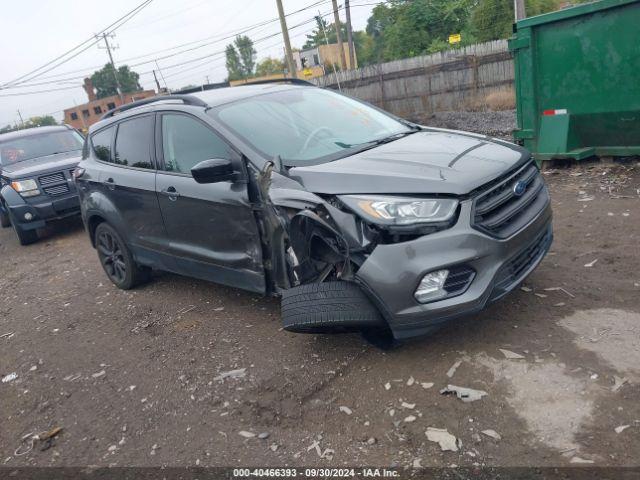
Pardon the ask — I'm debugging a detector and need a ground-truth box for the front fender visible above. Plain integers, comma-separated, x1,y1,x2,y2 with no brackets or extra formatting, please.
1,184,27,208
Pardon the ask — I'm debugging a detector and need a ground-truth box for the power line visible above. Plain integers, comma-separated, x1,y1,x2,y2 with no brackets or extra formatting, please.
0,85,81,98
4,0,333,90
0,0,154,89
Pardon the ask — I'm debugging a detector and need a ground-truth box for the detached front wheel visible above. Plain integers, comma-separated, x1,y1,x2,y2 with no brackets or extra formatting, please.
281,281,386,334
95,222,150,289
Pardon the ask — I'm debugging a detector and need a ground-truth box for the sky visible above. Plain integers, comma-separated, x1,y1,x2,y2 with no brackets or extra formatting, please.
0,0,376,126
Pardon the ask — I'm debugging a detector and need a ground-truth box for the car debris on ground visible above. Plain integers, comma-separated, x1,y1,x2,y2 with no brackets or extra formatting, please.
440,385,488,403
499,349,525,360
2,373,18,383
481,429,502,441
213,368,247,381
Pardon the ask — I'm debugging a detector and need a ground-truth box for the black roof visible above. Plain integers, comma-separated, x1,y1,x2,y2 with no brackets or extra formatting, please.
0,125,71,142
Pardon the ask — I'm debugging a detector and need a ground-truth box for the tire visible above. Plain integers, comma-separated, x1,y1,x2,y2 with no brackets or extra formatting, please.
0,208,10,228
94,222,151,290
10,213,38,245
281,281,385,334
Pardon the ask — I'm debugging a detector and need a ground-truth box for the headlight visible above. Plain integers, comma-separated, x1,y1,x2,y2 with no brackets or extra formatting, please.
339,195,458,226
11,179,40,197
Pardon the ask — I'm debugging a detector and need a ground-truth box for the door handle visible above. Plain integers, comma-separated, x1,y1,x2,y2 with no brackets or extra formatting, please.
103,177,116,190
160,187,180,200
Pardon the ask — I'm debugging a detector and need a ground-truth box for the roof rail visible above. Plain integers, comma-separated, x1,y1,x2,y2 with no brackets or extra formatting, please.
101,94,208,120
234,78,315,87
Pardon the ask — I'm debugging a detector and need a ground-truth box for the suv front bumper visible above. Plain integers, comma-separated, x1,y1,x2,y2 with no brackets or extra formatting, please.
4,193,80,230
355,199,553,339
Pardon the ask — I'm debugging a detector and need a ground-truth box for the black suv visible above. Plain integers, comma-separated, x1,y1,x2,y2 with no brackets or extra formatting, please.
77,81,551,339
0,125,84,245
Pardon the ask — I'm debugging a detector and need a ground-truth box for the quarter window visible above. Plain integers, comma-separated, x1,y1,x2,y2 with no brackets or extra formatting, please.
91,127,114,162
161,114,233,174
114,116,154,169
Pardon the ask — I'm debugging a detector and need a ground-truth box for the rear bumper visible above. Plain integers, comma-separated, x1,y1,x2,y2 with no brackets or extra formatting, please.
356,198,553,339
5,194,80,230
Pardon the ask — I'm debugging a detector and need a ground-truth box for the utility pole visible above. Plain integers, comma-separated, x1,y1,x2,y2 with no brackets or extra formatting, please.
275,0,297,79
344,0,356,69
17,109,24,128
97,32,124,102
514,0,526,21
152,70,162,92
155,60,168,91
331,0,347,71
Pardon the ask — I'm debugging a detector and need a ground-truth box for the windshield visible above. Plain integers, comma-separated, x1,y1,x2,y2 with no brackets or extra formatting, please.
210,88,411,165
0,130,84,166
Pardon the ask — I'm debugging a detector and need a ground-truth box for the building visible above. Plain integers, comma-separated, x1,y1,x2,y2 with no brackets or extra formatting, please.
64,78,156,132
293,43,357,79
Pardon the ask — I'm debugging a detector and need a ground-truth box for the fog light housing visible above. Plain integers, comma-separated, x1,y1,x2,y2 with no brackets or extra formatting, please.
415,269,449,303
24,212,34,221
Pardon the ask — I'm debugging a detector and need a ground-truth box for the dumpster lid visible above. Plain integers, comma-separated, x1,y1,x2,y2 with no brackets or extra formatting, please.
515,0,638,29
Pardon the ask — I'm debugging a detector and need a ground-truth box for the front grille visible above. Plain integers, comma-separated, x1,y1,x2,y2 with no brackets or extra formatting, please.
493,226,553,294
444,266,475,296
472,161,548,238
38,172,65,185
43,184,70,196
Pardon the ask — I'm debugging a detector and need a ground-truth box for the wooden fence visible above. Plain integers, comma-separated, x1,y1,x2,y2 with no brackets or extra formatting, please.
311,40,514,119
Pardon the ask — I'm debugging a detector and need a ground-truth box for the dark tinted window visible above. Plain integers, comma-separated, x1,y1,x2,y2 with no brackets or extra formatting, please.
161,114,233,174
114,116,154,169
91,127,114,162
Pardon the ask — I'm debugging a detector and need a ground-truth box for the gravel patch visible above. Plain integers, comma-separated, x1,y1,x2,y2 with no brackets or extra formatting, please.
416,110,517,141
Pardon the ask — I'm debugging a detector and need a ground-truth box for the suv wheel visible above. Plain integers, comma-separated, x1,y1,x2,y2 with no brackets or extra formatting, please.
9,212,38,245
94,222,150,290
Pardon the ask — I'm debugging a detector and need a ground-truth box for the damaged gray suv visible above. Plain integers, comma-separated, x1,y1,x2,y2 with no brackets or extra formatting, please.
76,80,552,340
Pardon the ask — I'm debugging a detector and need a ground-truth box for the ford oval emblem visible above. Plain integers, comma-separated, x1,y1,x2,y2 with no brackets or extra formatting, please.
513,180,527,197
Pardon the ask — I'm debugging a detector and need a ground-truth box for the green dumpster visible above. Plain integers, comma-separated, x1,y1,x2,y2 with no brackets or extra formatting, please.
509,0,640,162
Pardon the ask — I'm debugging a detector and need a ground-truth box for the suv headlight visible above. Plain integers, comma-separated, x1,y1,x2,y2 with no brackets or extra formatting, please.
338,195,458,226
11,179,40,197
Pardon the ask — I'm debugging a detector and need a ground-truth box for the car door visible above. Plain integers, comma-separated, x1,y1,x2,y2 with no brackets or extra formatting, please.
155,111,265,293
91,114,171,270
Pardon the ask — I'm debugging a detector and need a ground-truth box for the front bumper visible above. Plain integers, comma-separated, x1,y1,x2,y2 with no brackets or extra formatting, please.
355,199,553,339
6,194,80,230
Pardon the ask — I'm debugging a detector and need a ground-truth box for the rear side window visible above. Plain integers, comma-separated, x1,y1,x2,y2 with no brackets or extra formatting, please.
114,116,154,169
161,114,233,174
91,127,114,162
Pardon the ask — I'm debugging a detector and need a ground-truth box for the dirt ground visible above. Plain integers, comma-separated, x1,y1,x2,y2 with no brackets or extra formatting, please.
1,161,639,470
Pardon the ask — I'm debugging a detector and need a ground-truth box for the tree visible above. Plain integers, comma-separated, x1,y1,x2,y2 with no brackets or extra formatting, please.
91,64,142,99
0,115,58,134
303,16,349,50
470,0,559,42
255,57,285,77
225,35,256,80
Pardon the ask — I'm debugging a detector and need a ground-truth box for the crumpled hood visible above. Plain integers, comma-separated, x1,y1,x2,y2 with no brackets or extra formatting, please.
288,129,528,196
1,151,82,179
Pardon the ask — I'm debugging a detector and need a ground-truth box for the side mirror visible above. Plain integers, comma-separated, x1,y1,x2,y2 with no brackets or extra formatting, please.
191,158,235,184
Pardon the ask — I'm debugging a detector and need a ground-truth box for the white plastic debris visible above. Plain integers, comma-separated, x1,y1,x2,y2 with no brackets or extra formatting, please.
520,286,532,292
404,415,417,423
584,259,598,268
214,368,246,381
412,458,422,468
406,376,415,386
2,372,17,383
91,370,106,379
615,425,630,434
481,429,501,440
339,406,353,415
440,385,487,403
425,427,460,452
238,431,256,438
446,360,463,378
384,382,391,390
0,332,14,339
499,349,525,360
401,402,415,409
570,456,594,464
421,382,434,389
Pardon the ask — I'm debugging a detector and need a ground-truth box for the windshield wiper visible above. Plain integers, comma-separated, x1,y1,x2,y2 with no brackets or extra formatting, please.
335,129,420,150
